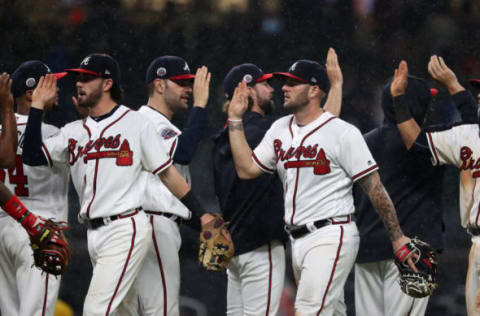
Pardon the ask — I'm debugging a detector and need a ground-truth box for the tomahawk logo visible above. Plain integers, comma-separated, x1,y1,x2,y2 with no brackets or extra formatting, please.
289,62,298,72
81,56,91,66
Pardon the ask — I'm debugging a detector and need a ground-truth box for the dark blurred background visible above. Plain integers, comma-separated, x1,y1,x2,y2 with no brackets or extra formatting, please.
1,0,478,315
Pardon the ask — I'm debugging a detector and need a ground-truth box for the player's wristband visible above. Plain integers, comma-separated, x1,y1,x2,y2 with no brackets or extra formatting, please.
392,95,412,123
180,190,207,220
1,195,37,228
228,118,242,123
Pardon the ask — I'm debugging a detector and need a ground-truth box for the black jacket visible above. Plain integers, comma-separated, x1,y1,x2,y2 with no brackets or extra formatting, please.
212,112,286,255
355,78,447,263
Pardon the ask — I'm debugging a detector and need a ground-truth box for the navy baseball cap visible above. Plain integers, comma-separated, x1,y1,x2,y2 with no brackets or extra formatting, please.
65,53,121,84
274,60,330,93
145,56,195,84
11,61,67,98
469,78,480,89
223,63,273,99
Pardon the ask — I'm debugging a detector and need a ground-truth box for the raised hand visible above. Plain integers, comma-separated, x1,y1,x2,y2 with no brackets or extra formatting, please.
325,48,343,88
0,73,13,111
228,81,248,120
391,60,408,97
428,55,464,95
193,66,211,108
31,74,58,110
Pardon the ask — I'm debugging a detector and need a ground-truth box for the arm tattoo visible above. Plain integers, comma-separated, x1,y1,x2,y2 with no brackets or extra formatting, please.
228,121,243,132
358,172,404,241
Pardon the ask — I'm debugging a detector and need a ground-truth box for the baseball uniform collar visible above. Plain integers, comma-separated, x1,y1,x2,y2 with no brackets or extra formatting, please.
292,110,333,129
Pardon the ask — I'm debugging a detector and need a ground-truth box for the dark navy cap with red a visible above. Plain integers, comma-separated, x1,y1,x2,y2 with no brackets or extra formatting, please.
145,56,195,84
275,60,330,93
11,60,67,98
66,53,121,84
223,63,273,99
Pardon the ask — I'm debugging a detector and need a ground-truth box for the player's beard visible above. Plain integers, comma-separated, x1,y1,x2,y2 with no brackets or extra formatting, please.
259,99,275,115
78,83,103,108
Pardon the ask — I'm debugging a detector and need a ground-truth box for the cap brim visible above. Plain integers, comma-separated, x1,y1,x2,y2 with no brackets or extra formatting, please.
53,72,68,79
469,79,480,89
65,68,103,77
273,72,308,83
430,88,438,97
257,73,273,82
169,74,195,81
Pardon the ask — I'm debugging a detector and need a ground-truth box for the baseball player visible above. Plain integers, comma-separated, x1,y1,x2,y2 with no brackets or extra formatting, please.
21,53,216,316
212,63,287,316
0,61,70,316
353,73,448,315
391,57,480,316
226,52,418,315
136,55,211,316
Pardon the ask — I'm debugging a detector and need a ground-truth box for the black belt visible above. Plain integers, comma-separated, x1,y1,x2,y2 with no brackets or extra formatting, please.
86,208,141,230
468,226,480,236
286,215,352,239
144,210,183,225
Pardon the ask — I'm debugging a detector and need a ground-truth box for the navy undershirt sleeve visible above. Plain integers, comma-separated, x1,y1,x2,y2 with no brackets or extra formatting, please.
173,107,206,164
22,108,48,166
452,90,478,124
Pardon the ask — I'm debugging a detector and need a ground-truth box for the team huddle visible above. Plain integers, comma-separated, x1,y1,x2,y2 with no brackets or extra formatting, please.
0,48,477,316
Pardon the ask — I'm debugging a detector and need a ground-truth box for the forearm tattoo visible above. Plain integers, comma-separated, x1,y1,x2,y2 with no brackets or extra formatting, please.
359,172,403,241
228,121,243,132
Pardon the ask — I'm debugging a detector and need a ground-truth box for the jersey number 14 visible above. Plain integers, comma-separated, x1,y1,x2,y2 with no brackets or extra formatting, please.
0,155,29,196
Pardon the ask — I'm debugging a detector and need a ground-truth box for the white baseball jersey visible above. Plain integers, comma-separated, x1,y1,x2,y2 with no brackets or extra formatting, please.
0,114,69,221
252,111,378,225
138,105,191,219
41,105,172,220
426,124,480,228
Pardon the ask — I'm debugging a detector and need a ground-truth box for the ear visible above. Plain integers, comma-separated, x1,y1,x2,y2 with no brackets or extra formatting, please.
25,90,33,102
154,79,166,94
308,85,323,100
247,86,258,104
103,79,114,92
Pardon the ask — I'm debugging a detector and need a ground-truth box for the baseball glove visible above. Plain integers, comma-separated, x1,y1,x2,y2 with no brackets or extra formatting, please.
198,213,234,271
394,237,438,298
28,218,71,276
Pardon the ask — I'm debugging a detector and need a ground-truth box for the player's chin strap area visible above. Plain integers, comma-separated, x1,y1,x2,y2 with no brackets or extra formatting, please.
285,214,353,239
83,208,141,230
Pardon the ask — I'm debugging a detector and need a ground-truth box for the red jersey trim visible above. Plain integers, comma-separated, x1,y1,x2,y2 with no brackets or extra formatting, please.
152,157,172,175
41,143,54,168
427,132,439,165
169,138,178,157
252,152,274,173
352,164,379,181
288,116,294,139
106,217,136,315
317,226,344,315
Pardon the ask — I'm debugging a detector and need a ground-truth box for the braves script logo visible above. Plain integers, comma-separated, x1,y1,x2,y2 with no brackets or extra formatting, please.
68,134,133,166
273,139,330,175
460,146,480,177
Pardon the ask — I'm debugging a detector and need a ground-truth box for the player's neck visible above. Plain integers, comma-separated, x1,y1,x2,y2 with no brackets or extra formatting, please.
294,104,324,126
146,98,173,121
89,96,117,117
